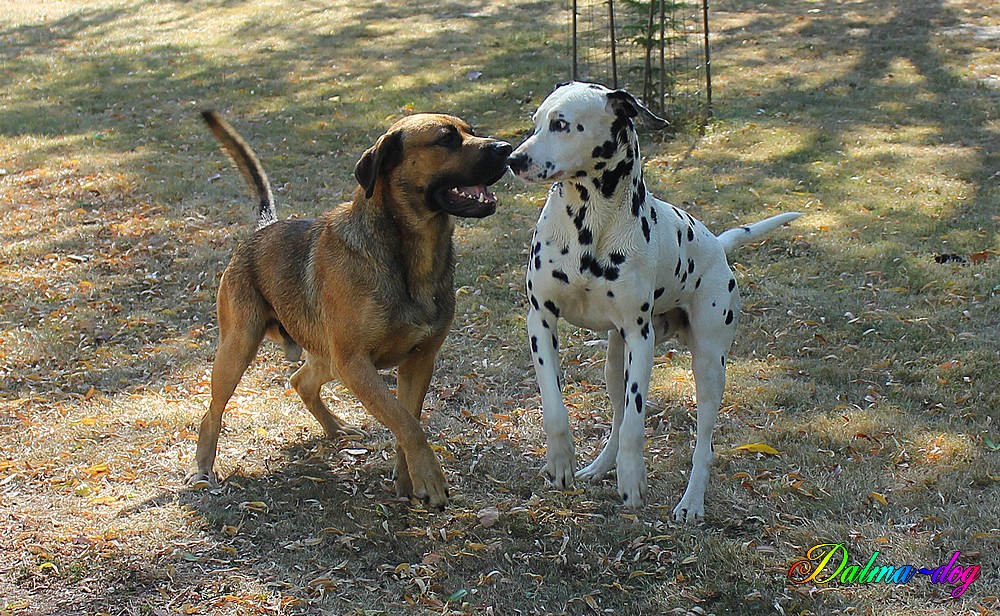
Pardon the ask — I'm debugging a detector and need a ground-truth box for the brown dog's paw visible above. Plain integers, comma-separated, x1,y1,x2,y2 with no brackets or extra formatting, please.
406,451,448,510
319,419,367,441
335,425,368,439
394,464,414,499
185,470,218,490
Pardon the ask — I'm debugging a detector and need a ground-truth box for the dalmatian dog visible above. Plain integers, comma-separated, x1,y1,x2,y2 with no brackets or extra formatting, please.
508,82,800,521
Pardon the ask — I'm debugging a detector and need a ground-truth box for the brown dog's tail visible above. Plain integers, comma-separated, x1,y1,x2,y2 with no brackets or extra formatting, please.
201,110,277,230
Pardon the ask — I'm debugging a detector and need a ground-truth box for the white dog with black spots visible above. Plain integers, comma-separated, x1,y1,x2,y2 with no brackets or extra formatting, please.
508,82,800,521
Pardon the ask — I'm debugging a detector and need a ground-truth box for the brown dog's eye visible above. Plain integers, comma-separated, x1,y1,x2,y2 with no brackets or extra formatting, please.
437,129,460,148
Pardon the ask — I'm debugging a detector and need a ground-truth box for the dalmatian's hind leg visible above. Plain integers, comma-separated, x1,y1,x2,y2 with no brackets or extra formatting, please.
577,328,625,482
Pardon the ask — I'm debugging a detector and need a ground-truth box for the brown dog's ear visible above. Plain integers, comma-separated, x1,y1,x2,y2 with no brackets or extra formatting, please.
354,130,404,199
606,89,670,131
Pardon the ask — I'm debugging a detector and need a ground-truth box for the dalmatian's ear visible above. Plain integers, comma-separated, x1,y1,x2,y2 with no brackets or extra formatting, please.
354,129,403,199
606,90,670,131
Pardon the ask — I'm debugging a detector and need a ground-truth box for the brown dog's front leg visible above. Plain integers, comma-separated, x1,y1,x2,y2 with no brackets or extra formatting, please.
335,351,448,509
393,335,447,500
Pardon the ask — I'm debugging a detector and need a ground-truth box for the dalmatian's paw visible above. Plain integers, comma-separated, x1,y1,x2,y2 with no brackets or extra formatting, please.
616,451,648,508
576,450,616,482
544,434,576,489
672,490,706,523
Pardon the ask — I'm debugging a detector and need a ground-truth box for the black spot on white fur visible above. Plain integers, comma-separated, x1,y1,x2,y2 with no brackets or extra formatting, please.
599,158,633,198
592,141,615,159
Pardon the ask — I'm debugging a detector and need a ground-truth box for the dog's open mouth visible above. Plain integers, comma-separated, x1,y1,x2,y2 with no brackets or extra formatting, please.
436,184,498,218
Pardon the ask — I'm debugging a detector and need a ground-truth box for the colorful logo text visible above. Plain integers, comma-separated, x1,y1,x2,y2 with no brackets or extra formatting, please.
788,543,980,599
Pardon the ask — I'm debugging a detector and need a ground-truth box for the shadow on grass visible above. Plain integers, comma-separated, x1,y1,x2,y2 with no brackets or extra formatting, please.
0,0,565,404
713,0,999,251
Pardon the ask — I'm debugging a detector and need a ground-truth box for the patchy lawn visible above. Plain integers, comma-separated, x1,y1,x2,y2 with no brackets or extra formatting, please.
1,0,997,614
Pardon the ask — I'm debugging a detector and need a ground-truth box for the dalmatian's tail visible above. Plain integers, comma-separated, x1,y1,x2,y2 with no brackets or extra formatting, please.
717,212,801,257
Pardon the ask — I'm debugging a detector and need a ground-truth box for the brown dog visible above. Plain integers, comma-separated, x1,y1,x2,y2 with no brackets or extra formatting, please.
191,111,511,508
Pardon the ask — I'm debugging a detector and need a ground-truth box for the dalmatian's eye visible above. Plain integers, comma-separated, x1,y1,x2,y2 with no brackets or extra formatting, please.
549,118,570,133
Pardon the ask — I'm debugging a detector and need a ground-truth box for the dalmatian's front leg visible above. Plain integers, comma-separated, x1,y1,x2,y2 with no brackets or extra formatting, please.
616,305,656,507
577,328,625,481
528,301,575,489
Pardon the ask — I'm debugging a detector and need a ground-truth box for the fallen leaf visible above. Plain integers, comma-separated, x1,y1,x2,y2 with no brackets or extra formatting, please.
870,491,888,506
240,501,269,513
736,443,781,456
38,562,58,574
969,250,992,264
82,462,109,476
478,506,500,528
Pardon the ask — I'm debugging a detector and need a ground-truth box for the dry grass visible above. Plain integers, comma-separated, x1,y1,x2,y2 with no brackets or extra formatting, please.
1,0,998,614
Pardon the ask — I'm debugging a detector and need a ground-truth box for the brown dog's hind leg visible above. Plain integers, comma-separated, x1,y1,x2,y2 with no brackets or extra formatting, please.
190,306,265,486
290,354,363,438
392,335,447,500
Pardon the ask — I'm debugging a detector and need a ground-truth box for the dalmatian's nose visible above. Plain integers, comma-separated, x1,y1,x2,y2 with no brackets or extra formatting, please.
508,152,529,173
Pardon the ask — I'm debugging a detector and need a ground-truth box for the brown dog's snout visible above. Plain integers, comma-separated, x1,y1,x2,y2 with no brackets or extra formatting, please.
490,141,513,159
